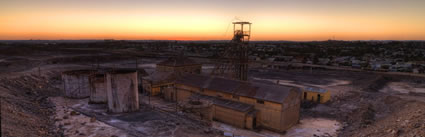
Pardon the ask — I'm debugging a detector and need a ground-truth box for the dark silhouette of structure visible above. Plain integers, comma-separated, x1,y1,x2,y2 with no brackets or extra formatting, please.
212,21,251,81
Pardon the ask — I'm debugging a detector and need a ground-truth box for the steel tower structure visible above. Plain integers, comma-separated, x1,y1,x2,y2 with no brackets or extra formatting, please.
211,21,251,81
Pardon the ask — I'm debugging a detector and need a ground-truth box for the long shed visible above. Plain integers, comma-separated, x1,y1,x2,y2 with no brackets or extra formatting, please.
173,74,301,132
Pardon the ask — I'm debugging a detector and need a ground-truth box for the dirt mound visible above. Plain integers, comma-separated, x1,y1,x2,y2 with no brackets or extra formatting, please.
327,92,425,137
364,75,395,92
353,101,425,137
0,74,63,137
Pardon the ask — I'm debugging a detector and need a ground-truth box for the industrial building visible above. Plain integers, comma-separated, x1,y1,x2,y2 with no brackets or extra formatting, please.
58,21,301,134
165,74,301,132
142,21,301,132
301,87,331,103
156,56,202,74
142,56,201,96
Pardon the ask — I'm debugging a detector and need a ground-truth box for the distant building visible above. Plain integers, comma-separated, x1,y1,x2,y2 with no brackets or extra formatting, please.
301,87,331,104
156,56,202,74
142,71,176,96
142,56,202,96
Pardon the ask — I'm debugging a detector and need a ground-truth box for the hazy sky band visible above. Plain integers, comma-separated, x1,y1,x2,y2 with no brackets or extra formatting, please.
1,0,425,40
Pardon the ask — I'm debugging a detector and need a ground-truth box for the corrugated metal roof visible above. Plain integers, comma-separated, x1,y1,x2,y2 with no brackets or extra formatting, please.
204,78,241,94
252,82,293,103
175,74,299,104
191,93,254,112
143,71,176,84
174,74,211,88
233,83,258,97
303,87,327,93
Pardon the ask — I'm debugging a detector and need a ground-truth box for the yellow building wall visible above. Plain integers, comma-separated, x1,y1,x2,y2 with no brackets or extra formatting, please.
151,87,161,96
280,101,300,131
175,84,201,101
239,97,256,105
226,95,297,132
254,101,285,131
172,82,301,132
176,89,192,101
151,82,174,96
245,115,254,129
202,89,217,97
301,90,331,103
278,90,300,131
141,79,174,96
213,105,247,128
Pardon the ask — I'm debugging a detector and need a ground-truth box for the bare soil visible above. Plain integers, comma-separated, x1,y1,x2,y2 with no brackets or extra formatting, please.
1,45,424,137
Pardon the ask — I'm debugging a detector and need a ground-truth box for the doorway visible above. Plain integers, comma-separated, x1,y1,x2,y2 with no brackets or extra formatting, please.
317,94,321,103
253,117,257,128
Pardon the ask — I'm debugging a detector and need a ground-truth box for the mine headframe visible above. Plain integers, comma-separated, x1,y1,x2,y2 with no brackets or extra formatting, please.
211,21,251,81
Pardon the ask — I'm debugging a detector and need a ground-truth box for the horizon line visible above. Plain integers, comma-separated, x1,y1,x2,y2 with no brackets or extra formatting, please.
1,39,425,42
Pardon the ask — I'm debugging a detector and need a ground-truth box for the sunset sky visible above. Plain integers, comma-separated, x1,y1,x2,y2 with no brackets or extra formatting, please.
1,0,425,41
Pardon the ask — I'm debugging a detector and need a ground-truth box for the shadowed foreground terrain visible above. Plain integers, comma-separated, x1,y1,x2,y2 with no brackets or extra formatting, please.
1,43,424,137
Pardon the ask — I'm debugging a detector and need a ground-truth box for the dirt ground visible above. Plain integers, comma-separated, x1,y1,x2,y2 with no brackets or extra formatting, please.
251,69,425,137
1,45,425,137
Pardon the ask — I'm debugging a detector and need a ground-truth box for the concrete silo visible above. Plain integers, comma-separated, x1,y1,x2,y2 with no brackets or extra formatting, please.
62,70,95,98
89,74,107,104
106,69,139,113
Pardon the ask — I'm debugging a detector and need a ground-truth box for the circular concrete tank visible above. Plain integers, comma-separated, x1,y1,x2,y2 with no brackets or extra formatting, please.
106,69,139,113
89,74,107,104
62,70,95,98
179,99,213,122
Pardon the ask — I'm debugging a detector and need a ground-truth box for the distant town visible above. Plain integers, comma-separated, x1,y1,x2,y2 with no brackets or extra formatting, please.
3,40,423,74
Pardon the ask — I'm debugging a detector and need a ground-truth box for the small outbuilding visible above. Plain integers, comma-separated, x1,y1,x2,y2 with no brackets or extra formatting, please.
301,87,331,103
142,55,201,96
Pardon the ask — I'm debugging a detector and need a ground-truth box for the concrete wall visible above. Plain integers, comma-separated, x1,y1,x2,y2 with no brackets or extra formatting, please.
89,74,107,104
106,70,139,113
62,70,93,98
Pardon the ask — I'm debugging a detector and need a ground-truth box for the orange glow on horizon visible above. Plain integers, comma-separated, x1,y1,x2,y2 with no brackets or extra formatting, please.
1,0,425,41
